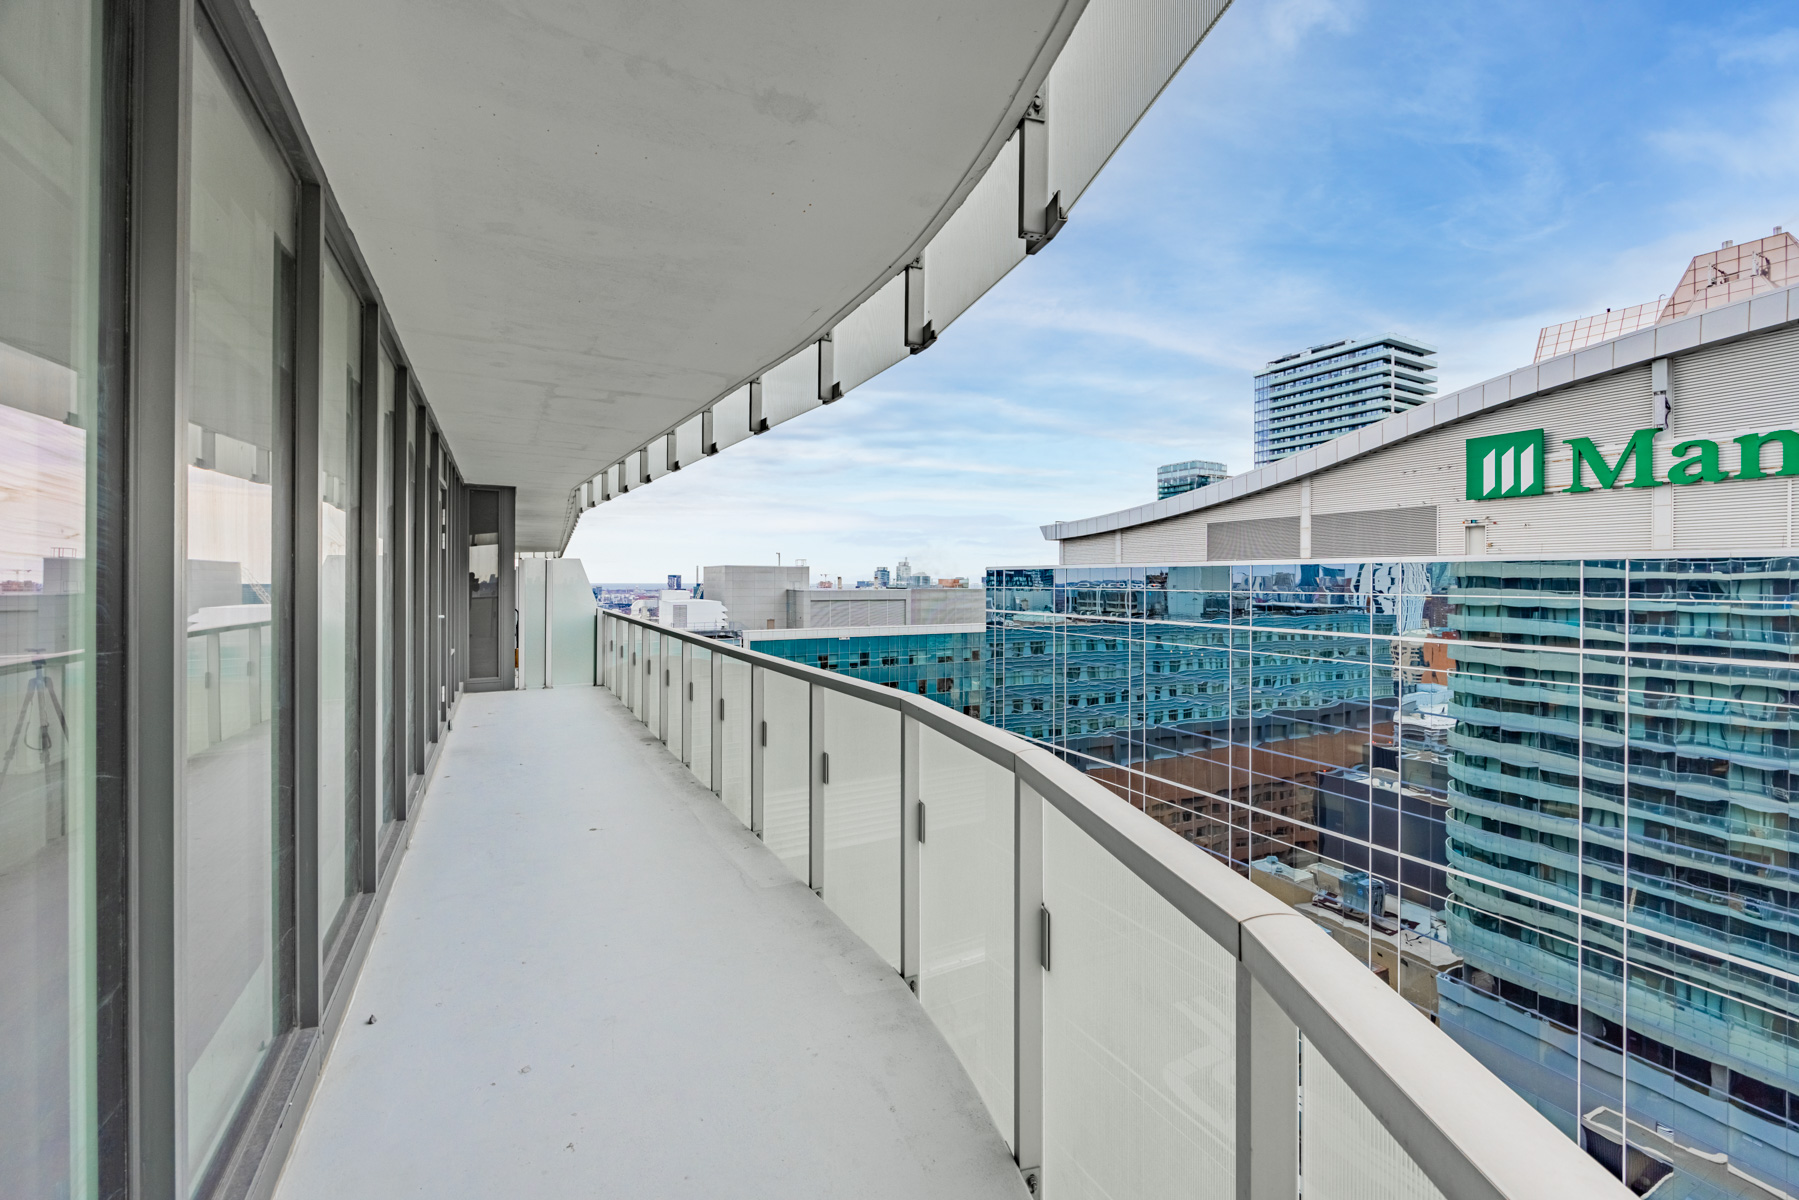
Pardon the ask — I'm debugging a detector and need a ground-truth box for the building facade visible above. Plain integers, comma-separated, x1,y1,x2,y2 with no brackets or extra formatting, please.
1001,297,1799,1200
1253,335,1438,467
698,564,811,631
1157,458,1229,499
743,624,984,717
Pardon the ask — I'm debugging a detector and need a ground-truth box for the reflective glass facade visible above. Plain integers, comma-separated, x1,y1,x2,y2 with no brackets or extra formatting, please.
1156,458,1228,500
987,559,1799,1199
745,629,984,717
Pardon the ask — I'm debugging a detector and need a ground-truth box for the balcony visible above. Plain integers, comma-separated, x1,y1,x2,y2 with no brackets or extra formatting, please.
272,611,1629,1199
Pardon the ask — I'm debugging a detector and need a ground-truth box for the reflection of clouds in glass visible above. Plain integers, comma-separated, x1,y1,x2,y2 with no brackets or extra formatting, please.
0,401,87,583
187,465,271,590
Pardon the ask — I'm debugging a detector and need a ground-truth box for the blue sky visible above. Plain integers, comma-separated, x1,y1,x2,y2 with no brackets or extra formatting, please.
567,0,1799,588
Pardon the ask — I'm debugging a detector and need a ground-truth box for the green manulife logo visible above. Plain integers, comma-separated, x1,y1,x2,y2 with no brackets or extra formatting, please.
1466,429,1545,500
1466,427,1799,501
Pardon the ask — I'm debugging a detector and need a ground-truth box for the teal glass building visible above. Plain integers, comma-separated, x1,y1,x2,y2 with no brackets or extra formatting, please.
986,558,1798,1200
744,626,985,717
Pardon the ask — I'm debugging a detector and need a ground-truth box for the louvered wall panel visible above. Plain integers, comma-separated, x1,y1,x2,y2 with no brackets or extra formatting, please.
1207,515,1300,561
1061,533,1116,565
1311,506,1437,557
1119,510,1206,563
1201,480,1302,523
926,132,1026,333
1671,321,1799,434
1674,477,1792,551
812,598,907,628
1498,484,1649,556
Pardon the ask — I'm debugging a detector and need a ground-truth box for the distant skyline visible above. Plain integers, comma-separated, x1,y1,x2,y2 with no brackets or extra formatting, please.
567,0,1799,585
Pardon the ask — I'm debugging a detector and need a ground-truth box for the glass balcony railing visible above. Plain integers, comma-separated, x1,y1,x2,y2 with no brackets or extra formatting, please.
600,611,1631,1200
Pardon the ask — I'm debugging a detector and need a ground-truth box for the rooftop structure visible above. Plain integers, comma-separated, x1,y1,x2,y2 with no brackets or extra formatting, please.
1253,336,1438,466
1534,229,1799,360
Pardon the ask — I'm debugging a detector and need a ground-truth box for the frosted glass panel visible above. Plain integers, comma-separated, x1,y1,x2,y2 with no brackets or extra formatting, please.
518,559,545,690
662,634,680,747
760,343,819,431
548,558,596,685
665,639,684,760
761,669,810,882
673,414,702,468
687,645,711,784
720,657,752,826
819,688,901,968
1301,1035,1445,1200
834,273,907,393
629,625,644,718
643,631,659,733
917,726,1015,1145
1042,799,1236,1197
712,384,752,453
925,131,1025,333
1046,0,1230,208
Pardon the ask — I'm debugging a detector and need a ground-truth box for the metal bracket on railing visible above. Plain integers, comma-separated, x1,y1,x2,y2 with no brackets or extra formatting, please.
1038,905,1051,970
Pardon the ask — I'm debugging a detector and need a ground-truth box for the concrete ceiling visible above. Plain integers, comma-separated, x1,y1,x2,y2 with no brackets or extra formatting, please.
252,0,1081,547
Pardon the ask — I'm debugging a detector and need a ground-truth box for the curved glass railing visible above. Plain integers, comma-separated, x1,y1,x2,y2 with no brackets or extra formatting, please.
599,611,1631,1200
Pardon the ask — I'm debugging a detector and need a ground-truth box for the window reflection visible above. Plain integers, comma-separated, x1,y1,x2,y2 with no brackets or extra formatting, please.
0,0,99,1193
183,26,291,1188
318,255,360,949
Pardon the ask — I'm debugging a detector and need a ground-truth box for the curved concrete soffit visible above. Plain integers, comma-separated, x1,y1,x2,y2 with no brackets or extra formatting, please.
566,0,1239,549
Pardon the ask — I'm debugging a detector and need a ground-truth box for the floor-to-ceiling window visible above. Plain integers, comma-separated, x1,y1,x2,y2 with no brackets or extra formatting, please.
183,20,293,1190
0,0,101,1194
377,347,395,831
317,254,360,946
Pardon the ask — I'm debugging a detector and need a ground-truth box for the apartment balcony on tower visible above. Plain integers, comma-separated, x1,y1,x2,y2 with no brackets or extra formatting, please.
0,0,1643,1198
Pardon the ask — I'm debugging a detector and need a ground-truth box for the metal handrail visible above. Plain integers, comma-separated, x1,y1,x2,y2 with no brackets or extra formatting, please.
601,609,1629,1199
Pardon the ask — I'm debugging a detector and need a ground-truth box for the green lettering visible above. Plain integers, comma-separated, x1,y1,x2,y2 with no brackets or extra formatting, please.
1566,428,1663,493
1668,439,1726,485
1733,430,1799,479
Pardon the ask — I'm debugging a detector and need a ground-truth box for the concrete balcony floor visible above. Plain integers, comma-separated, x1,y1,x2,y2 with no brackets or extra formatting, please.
274,687,1027,1199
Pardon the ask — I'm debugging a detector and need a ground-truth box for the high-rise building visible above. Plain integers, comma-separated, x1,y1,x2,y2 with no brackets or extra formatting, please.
873,566,891,587
1253,336,1437,466
1156,459,1228,499
894,558,913,587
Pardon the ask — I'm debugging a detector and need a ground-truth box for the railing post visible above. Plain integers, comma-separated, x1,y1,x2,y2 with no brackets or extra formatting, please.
749,665,765,835
1014,777,1044,1194
900,713,920,989
1237,960,1299,1200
